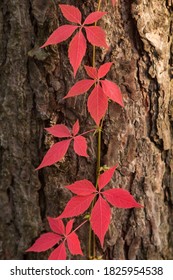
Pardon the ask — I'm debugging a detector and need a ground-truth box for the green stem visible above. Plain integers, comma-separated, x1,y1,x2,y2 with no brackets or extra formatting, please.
88,0,102,260
96,127,102,184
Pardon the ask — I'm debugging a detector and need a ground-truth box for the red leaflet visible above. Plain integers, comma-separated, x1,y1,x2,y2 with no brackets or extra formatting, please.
47,217,65,235
84,26,108,48
64,79,95,99
45,124,71,138
73,135,89,157
58,194,96,218
59,4,82,24
41,25,78,48
36,139,71,170
84,65,98,79
103,189,143,208
65,179,96,196
68,31,87,77
90,195,111,247
98,62,113,79
26,233,62,252
66,219,74,235
101,79,124,107
83,11,107,25
98,165,118,191
72,120,79,136
48,242,66,260
87,84,108,125
67,232,83,255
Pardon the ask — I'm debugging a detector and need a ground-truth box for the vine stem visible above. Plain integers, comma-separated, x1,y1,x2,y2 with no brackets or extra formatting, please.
88,0,102,260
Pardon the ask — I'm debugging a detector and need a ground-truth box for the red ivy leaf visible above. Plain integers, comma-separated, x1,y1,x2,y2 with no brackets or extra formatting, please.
47,217,65,235
101,79,124,107
64,79,95,99
58,194,96,218
66,219,74,235
68,30,87,77
84,65,98,79
65,179,96,196
59,4,81,24
103,188,143,208
48,242,66,260
72,120,79,136
41,25,78,48
36,139,71,170
98,165,118,191
84,26,108,48
41,5,108,76
87,84,108,125
26,233,62,252
67,232,83,255
98,62,113,79
90,195,111,247
83,11,107,25
73,135,89,157
45,124,71,138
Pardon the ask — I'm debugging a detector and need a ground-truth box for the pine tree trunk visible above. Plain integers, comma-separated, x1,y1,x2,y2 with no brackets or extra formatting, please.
0,0,172,260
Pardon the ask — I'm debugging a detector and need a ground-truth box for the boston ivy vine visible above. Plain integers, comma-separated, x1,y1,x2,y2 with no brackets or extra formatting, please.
26,1,143,260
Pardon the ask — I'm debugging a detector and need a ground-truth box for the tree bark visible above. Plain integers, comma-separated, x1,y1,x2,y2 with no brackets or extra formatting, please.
0,0,172,260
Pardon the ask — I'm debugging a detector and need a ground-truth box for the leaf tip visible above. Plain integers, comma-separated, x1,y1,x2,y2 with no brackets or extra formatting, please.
25,248,31,253
35,166,40,171
136,203,144,208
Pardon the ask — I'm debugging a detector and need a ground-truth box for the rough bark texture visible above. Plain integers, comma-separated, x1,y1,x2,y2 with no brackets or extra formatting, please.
0,0,172,260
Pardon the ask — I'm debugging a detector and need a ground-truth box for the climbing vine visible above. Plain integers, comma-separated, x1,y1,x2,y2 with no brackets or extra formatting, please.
26,0,142,260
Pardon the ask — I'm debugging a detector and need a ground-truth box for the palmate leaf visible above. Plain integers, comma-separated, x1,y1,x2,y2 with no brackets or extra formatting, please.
41,5,107,76
36,120,90,170
58,167,142,247
27,217,83,260
64,63,124,125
